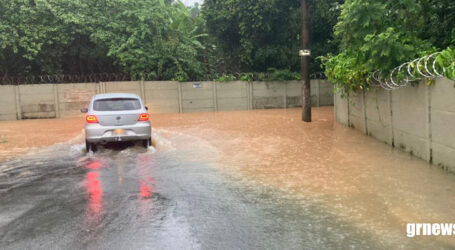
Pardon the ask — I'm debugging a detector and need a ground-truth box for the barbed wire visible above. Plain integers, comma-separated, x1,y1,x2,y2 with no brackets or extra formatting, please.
0,73,161,85
212,71,326,80
371,51,454,90
0,71,326,85
311,72,326,79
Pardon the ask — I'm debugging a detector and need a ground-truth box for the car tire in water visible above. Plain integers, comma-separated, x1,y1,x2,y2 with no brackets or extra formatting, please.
142,138,152,148
86,140,97,153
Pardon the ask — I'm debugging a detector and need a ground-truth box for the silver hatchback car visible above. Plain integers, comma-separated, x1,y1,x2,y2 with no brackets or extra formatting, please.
81,93,152,152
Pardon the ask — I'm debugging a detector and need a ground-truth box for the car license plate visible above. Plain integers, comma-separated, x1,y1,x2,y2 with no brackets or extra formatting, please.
113,129,126,135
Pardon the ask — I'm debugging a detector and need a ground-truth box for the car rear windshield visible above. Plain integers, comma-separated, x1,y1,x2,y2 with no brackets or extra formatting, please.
93,98,141,111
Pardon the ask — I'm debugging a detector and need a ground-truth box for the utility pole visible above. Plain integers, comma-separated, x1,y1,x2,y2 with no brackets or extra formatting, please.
300,0,311,122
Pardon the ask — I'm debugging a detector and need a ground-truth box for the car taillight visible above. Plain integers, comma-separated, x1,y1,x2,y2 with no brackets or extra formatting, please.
86,115,98,123
138,113,150,121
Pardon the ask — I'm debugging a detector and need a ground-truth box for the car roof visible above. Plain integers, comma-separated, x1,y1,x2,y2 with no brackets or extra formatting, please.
93,93,141,100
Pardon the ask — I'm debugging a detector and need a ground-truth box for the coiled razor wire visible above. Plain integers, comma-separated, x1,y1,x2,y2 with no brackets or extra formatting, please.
371,51,454,90
0,72,165,85
0,71,326,85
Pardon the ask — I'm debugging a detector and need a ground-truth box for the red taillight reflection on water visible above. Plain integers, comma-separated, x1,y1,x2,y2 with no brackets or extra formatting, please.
85,171,103,216
140,180,153,198
86,160,102,170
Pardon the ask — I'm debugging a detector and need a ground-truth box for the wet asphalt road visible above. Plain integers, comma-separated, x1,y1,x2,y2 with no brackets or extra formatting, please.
0,133,450,250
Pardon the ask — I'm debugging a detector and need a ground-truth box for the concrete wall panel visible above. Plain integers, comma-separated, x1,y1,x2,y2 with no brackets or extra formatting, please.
0,86,17,121
253,82,285,96
216,82,248,111
181,82,214,113
217,98,248,111
104,81,142,96
391,84,429,160
431,78,455,113
393,130,429,160
254,97,285,109
286,81,302,108
364,88,392,144
286,81,301,95
334,92,349,126
334,77,455,171
144,81,179,114
430,78,455,169
286,96,302,108
431,111,455,173
348,91,365,132
19,84,55,119
319,95,334,106
253,82,285,109
319,81,334,106
430,79,455,149
181,82,213,99
216,82,248,98
432,143,455,172
310,80,319,106
391,85,427,137
57,83,98,117
431,110,455,150
0,80,333,119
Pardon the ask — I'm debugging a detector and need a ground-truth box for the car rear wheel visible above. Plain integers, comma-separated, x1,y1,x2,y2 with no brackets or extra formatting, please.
142,138,152,148
86,140,97,153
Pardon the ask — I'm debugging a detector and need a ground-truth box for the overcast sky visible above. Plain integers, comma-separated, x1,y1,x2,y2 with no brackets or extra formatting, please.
181,0,203,6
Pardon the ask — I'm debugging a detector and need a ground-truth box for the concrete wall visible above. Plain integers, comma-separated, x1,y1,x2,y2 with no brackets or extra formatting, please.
181,82,216,113
334,77,455,171
0,80,333,120
364,87,393,145
253,81,287,109
57,83,98,118
216,81,249,111
429,78,455,171
19,84,56,119
319,80,335,106
0,86,17,120
104,81,142,97
143,81,179,114
251,80,334,109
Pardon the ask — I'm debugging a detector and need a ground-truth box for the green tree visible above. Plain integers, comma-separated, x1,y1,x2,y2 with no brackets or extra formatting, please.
0,0,207,81
325,0,455,91
202,0,343,74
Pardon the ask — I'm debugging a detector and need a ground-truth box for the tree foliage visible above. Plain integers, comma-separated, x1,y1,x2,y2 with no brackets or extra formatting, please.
202,0,343,74
6,0,451,85
324,0,455,91
0,0,206,81
437,47,455,81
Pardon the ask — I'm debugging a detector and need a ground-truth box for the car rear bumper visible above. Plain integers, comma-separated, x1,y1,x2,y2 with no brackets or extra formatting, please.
85,122,151,143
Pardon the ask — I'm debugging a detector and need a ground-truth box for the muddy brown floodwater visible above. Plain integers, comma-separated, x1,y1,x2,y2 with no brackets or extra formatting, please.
1,107,454,248
152,107,455,248
0,117,84,162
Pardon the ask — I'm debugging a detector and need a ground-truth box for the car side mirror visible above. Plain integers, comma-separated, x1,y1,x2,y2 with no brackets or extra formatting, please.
81,108,88,113
145,106,148,111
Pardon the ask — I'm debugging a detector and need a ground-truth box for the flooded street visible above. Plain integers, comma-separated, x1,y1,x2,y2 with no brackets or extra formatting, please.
1,107,455,249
